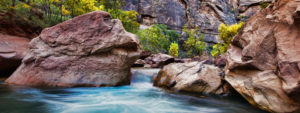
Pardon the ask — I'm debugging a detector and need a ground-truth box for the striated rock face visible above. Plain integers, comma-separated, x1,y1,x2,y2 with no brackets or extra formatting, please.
122,0,237,43
0,33,30,76
225,0,300,112
5,11,141,87
154,61,230,95
230,0,272,21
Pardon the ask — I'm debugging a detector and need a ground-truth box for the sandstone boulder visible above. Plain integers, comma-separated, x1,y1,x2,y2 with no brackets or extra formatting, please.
225,0,300,112
153,61,229,95
5,11,141,87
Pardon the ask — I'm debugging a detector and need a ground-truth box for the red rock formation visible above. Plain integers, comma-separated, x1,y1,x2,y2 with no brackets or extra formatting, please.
225,0,300,112
0,33,30,76
5,11,141,87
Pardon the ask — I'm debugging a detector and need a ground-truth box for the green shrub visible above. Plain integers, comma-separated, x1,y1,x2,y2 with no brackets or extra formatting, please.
0,0,139,32
157,24,181,43
169,42,179,57
137,25,169,53
210,43,226,57
99,0,140,33
211,22,244,57
183,25,207,57
195,37,206,56
137,24,181,54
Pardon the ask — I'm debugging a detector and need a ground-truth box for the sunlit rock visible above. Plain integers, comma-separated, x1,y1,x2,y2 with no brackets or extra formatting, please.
5,11,141,87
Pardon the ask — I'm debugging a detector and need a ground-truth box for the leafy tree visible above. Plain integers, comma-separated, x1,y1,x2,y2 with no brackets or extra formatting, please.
183,25,207,57
157,24,181,43
137,24,181,54
64,0,100,17
137,25,169,53
99,0,139,33
211,22,244,57
0,0,16,12
169,42,179,57
0,0,139,33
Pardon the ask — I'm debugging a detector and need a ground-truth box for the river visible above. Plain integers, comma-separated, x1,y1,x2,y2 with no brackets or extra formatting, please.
0,68,266,113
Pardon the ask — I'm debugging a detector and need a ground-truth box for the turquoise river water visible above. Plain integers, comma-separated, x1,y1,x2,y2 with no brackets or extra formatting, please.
0,68,266,113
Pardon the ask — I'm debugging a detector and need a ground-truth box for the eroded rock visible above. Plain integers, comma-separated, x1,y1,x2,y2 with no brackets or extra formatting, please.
225,0,300,112
5,11,141,87
0,33,30,76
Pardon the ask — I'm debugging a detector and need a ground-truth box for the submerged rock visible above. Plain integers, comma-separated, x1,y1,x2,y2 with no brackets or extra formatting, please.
5,11,141,87
225,0,300,112
153,61,230,95
0,33,30,76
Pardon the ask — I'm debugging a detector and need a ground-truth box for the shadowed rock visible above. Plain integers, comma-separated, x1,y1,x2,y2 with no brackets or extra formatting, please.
5,11,141,87
0,33,30,76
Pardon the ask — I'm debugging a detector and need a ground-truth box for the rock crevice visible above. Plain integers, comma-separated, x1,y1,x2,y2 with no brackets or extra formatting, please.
225,0,300,112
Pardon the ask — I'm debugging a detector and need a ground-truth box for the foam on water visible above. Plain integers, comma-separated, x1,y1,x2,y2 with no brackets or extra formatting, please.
0,68,267,113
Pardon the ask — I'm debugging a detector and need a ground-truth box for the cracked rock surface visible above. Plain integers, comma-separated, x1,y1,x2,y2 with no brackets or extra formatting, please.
5,11,141,87
225,0,300,112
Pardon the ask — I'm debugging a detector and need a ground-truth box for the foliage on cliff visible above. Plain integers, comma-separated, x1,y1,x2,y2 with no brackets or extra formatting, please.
169,42,179,57
211,22,244,57
98,0,140,33
0,0,139,33
137,24,181,54
260,1,270,9
182,25,207,57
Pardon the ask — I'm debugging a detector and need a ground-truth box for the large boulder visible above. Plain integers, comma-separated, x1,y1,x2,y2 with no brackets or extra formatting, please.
225,0,300,112
0,33,30,76
5,11,141,87
153,61,230,95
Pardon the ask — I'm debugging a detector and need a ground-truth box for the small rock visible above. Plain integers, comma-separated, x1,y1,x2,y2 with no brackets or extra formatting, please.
132,59,146,67
144,53,174,68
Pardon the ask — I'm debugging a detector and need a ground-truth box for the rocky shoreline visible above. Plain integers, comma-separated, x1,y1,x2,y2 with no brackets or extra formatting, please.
0,0,299,112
